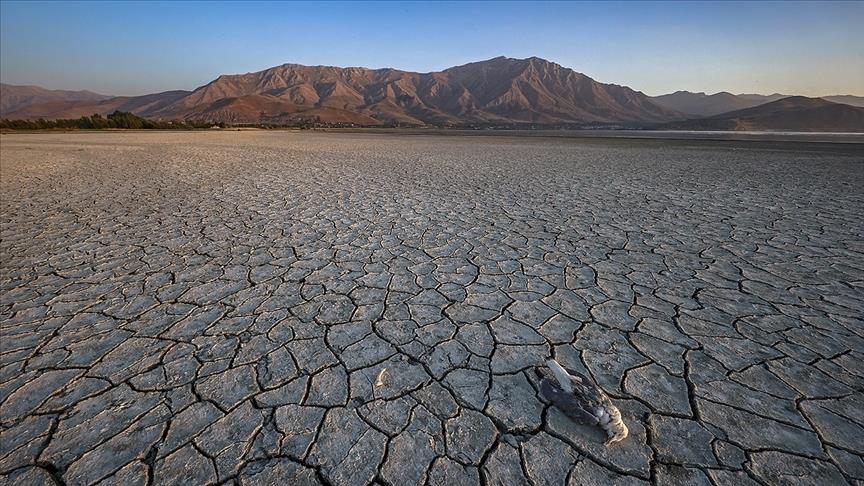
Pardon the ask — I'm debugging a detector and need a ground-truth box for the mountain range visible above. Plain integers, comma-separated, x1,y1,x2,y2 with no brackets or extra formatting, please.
0,85,111,115
650,90,864,117
2,57,863,131
664,96,864,131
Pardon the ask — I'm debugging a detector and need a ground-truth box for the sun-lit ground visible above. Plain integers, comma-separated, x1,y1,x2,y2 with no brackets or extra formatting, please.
1,131,862,485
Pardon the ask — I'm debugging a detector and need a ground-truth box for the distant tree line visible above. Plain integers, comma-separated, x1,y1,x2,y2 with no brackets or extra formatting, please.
1,112,640,131
0,112,226,130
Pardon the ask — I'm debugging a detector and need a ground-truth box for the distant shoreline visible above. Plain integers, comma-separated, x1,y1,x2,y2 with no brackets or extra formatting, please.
315,128,864,144
2,127,863,145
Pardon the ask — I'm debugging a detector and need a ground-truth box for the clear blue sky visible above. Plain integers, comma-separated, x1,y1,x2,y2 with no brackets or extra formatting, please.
1,1,862,96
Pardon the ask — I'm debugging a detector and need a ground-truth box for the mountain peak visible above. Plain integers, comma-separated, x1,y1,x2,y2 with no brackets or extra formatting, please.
2,57,680,125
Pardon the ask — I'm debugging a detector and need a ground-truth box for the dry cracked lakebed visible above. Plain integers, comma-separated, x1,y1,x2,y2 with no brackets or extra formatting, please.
1,131,863,485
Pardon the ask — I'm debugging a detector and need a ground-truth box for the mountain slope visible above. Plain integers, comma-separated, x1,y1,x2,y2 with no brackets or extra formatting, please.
650,91,766,117
823,95,864,108
666,96,864,132
0,84,111,116
3,57,680,125
652,91,864,116
3,90,192,120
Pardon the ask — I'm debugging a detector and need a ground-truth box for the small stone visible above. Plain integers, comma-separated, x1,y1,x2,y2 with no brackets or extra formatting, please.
349,355,430,402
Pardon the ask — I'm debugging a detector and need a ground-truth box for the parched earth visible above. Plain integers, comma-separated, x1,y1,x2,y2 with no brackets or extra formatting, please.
1,131,862,486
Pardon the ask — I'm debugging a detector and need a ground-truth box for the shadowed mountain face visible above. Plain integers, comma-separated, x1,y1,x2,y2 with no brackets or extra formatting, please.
651,91,769,117
821,95,864,108
652,91,864,117
0,84,111,116
665,96,864,132
1,57,680,125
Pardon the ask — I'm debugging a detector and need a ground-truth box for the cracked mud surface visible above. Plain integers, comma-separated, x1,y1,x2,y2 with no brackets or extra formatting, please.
1,131,862,485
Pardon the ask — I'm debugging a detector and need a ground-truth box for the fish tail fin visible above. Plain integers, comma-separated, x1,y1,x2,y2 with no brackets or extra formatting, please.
546,359,574,394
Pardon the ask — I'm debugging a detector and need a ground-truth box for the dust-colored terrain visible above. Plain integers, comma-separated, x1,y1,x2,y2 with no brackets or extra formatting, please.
1,132,863,485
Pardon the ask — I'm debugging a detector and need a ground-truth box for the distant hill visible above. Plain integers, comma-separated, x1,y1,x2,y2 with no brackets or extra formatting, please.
0,84,111,116
665,96,864,132
1,57,679,125
737,93,864,108
823,95,864,108
3,90,191,120
652,90,864,116
651,91,761,117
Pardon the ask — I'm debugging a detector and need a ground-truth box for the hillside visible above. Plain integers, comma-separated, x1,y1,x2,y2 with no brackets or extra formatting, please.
652,90,864,117
2,57,679,125
0,84,111,116
651,91,766,117
666,96,864,132
1,90,192,120
6,60,862,131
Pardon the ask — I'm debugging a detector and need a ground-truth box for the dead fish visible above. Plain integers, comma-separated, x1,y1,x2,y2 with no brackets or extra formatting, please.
535,359,628,445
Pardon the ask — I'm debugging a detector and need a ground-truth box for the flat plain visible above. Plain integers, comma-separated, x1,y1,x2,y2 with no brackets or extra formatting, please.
1,131,863,485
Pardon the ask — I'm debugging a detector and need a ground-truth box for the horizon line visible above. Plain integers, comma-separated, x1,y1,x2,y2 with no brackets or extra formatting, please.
2,55,863,99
